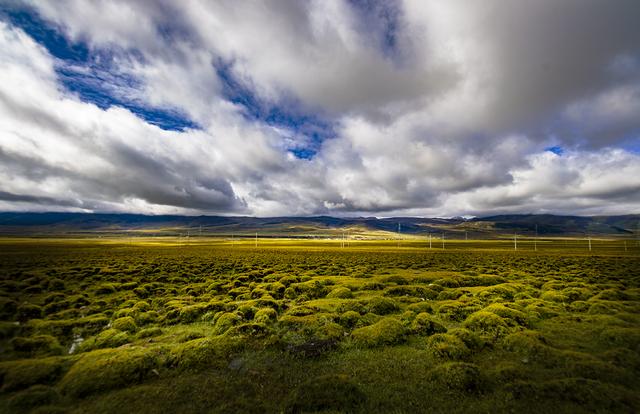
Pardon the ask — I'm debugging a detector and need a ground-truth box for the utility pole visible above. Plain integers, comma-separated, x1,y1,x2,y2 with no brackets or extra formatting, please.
442,232,445,249
429,233,432,249
397,223,401,249
255,232,258,248
588,235,592,252
514,233,517,251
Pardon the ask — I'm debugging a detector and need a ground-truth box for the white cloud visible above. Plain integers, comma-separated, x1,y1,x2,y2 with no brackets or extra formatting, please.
1,1,639,216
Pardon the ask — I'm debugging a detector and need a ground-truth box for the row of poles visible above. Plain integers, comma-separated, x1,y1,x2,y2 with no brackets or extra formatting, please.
169,221,637,252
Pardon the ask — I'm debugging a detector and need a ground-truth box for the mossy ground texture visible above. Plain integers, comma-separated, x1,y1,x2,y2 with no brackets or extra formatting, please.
0,238,639,413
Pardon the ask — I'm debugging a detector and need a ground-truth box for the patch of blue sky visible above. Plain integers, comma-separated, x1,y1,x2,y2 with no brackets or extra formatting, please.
545,146,564,156
216,60,335,160
619,132,640,154
1,6,198,132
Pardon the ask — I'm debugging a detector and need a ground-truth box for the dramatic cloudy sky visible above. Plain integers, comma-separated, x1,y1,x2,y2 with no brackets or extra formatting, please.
0,1,639,217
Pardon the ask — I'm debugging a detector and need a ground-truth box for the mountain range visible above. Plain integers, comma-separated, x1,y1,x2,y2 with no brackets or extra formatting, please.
0,212,638,238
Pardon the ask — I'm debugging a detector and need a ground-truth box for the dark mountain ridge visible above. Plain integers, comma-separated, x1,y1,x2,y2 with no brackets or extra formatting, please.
0,212,638,237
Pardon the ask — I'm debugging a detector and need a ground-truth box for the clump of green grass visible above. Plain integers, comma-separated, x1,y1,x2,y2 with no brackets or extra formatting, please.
409,312,446,336
254,307,278,323
476,284,520,302
284,374,366,414
6,385,62,411
447,328,485,351
16,303,43,322
425,333,471,360
10,335,64,357
338,310,361,328
79,328,130,351
284,280,328,300
427,362,484,393
516,299,562,319
383,285,437,299
592,289,630,301
137,327,163,339
363,297,399,315
351,317,404,347
501,330,551,360
482,303,530,327
459,274,507,287
279,313,344,341
406,301,433,314
0,321,19,340
0,357,67,392
463,311,513,339
59,347,163,397
587,300,625,315
540,290,569,303
170,334,242,370
111,316,137,333
94,283,119,295
436,299,482,322
326,287,353,299
25,315,110,344
213,312,243,335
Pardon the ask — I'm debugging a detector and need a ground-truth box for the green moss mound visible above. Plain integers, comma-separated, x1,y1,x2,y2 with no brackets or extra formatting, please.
59,347,163,397
285,374,366,414
436,300,482,322
540,290,569,303
426,333,470,360
10,335,64,357
482,303,529,327
7,385,62,411
137,327,163,339
326,287,353,299
501,330,550,359
351,317,404,347
427,362,484,393
284,280,328,300
410,312,446,336
339,310,361,328
79,328,130,352
279,313,344,341
463,311,513,339
254,307,278,323
0,357,67,392
383,285,437,299
213,312,243,335
363,297,399,315
16,303,43,321
171,334,243,370
111,316,137,333
447,328,484,351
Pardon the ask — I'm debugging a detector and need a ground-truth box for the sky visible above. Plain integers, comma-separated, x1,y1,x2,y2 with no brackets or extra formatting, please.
0,0,639,217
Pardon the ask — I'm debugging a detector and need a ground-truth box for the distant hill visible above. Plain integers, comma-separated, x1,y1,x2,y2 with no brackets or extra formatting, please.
0,212,637,238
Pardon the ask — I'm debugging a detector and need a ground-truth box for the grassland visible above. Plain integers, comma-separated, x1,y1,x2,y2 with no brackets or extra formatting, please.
0,237,639,413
